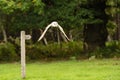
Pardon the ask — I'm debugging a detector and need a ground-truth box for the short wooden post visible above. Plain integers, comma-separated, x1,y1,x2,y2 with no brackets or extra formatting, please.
21,31,26,79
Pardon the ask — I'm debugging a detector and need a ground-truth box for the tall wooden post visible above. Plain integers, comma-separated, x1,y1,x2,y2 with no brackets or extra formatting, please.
21,31,26,79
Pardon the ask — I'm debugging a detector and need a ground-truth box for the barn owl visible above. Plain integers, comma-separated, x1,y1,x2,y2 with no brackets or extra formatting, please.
38,21,70,41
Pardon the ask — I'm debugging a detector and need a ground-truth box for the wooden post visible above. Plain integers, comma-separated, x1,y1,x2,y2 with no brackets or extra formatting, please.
21,31,26,79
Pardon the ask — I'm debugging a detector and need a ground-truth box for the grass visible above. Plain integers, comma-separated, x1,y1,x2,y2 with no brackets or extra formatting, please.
0,59,120,80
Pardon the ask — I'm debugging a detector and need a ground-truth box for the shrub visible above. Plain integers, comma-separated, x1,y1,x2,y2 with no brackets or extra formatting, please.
0,42,18,61
26,41,83,60
105,41,120,57
89,41,120,58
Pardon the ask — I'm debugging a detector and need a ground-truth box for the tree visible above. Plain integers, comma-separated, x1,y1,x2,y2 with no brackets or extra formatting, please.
0,0,44,42
83,0,108,51
107,0,120,40
0,0,119,52
41,0,89,40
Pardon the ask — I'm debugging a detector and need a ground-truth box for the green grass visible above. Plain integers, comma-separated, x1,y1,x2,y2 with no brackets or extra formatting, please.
0,59,120,80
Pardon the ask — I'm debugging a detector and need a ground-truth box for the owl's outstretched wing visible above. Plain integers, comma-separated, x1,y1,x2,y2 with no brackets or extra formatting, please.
58,25,70,41
38,24,51,41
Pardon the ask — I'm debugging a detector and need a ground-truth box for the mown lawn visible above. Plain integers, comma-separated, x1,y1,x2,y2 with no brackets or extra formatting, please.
0,59,120,80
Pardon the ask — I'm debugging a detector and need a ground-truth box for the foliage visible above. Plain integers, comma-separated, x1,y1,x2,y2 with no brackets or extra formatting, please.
105,0,120,16
0,0,44,14
106,20,117,35
0,42,17,61
7,0,105,33
0,0,45,35
89,41,120,58
41,0,105,30
26,41,83,60
0,0,120,61
105,0,120,36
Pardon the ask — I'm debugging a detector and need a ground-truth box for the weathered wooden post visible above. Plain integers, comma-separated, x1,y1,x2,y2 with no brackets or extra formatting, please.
21,31,26,79
21,31,31,79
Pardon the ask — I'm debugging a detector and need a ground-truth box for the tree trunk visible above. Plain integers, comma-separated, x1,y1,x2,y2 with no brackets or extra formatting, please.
69,30,73,41
60,32,68,42
39,29,48,45
0,16,7,42
32,29,44,43
113,14,120,40
57,28,60,44
83,0,108,52
83,24,108,52
1,25,7,42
